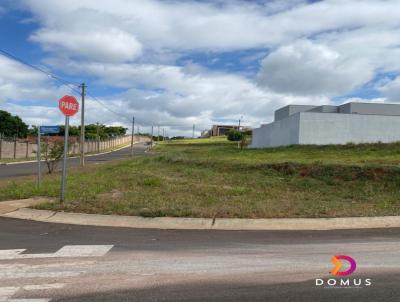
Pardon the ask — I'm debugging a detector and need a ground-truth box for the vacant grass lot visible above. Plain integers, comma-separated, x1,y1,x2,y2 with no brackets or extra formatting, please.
1,137,400,218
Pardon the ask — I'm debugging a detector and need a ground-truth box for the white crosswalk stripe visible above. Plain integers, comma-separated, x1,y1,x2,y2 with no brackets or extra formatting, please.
22,284,66,291
0,245,113,301
0,245,113,260
0,287,19,300
8,299,51,302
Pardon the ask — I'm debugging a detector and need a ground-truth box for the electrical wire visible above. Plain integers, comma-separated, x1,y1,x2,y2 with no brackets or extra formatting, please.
85,90,132,123
0,48,80,89
0,48,259,132
0,49,128,123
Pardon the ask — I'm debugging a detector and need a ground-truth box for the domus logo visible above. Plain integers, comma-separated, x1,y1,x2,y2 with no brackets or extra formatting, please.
331,255,357,276
315,255,372,288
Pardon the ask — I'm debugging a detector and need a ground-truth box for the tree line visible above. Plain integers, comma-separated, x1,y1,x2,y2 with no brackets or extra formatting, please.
0,110,127,139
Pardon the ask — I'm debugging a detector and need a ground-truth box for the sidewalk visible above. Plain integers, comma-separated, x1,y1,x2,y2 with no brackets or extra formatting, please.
1,198,400,231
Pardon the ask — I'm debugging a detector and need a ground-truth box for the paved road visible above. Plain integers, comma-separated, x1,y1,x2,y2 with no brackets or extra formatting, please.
0,143,149,179
0,217,399,301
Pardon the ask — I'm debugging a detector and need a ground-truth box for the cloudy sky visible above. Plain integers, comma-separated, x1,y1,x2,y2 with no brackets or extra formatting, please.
1,0,400,136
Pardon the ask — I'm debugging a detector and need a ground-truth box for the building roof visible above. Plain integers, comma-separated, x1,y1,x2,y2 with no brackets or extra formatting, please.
274,102,400,121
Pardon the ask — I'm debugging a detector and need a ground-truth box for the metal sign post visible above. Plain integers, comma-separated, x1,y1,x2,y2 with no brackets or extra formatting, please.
37,126,41,188
58,95,79,203
60,116,69,202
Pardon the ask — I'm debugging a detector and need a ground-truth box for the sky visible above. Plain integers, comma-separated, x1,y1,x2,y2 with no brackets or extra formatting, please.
1,0,400,136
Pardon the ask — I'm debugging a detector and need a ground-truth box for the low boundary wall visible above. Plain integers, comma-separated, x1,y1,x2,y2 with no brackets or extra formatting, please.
0,135,147,160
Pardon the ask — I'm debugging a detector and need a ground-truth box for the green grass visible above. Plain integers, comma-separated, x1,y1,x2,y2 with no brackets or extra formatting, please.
1,137,400,218
161,137,400,166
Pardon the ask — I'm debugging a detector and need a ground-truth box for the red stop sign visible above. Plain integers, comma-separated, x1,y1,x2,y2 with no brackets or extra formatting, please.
59,95,79,117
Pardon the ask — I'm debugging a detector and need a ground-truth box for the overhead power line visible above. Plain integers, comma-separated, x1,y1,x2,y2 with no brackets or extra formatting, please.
0,48,80,92
0,48,130,123
85,90,132,123
0,48,259,133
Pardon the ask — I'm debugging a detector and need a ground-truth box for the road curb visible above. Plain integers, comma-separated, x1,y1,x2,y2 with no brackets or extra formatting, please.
2,206,400,230
0,198,54,215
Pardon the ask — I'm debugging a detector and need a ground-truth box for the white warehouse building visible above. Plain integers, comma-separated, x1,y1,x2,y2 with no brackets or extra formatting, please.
250,102,400,148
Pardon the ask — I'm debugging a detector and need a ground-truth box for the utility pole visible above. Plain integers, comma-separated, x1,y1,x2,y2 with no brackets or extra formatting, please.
157,125,160,141
162,128,165,141
37,126,41,188
237,116,243,149
130,116,135,157
96,122,100,152
192,124,195,139
151,123,154,148
80,82,86,166
0,133,2,160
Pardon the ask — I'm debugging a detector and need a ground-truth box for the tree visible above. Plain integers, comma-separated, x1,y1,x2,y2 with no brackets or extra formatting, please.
0,110,29,138
104,126,127,137
40,137,71,174
59,125,79,137
227,129,243,141
27,125,38,137
58,124,127,139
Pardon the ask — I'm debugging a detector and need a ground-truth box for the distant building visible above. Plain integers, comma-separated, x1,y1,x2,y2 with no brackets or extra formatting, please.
250,102,400,148
211,125,239,136
202,125,251,137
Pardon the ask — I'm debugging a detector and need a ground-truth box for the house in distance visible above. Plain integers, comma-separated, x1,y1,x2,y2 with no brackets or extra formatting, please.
250,102,400,148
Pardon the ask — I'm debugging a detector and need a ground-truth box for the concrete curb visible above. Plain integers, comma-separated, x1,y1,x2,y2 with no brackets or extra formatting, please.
2,206,400,230
0,198,54,215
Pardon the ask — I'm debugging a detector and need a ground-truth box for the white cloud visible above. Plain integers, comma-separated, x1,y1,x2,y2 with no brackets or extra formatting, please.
378,77,400,102
46,59,329,127
20,0,400,56
257,40,374,96
0,54,71,102
1,103,64,126
6,0,400,135
31,28,142,63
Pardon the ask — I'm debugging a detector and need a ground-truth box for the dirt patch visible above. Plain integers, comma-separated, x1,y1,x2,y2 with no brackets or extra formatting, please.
97,189,125,200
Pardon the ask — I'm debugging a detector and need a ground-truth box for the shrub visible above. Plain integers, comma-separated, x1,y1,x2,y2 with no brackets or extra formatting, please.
40,137,72,174
227,129,243,141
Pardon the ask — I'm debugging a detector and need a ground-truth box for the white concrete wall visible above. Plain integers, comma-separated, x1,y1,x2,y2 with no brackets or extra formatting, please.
250,113,300,148
250,112,400,148
299,112,400,145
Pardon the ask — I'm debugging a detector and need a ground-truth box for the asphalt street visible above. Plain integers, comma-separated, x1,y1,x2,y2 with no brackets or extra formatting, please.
0,143,149,179
0,217,399,301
